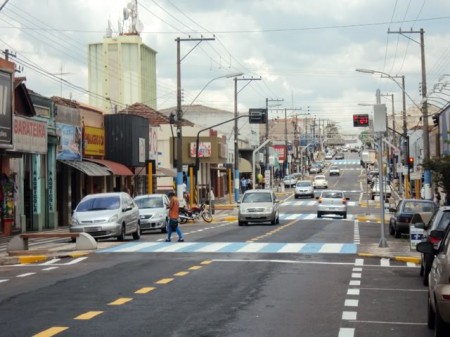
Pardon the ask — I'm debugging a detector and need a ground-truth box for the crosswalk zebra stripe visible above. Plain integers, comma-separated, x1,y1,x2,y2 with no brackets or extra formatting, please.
97,242,357,254
278,213,355,220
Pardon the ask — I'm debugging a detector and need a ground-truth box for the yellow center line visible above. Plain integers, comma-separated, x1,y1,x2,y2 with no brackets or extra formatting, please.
33,327,69,337
201,260,212,265
135,287,156,294
174,271,190,276
188,266,202,270
155,278,174,284
249,219,298,242
108,297,133,306
74,311,104,320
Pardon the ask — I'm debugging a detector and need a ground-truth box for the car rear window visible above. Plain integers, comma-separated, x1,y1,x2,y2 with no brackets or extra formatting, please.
242,192,273,203
322,192,343,199
135,197,164,209
436,211,450,230
77,196,121,211
403,201,436,213
297,182,311,187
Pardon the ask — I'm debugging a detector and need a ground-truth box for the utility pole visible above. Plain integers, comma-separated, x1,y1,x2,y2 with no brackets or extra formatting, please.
175,36,215,200
265,98,284,169
388,28,430,198
234,76,261,202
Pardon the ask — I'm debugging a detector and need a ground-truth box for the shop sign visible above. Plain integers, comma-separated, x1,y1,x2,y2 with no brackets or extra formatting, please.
273,145,286,161
48,169,54,212
148,127,158,161
56,123,82,160
13,116,47,154
83,126,105,156
139,137,146,163
0,70,13,148
32,156,39,214
190,142,211,158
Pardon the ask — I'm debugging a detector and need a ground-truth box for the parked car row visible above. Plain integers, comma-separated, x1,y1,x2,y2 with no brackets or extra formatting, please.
416,208,450,336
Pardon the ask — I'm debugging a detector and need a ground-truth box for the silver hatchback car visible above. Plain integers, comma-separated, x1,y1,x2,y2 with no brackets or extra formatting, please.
316,190,349,219
134,194,169,233
238,190,280,226
70,192,141,241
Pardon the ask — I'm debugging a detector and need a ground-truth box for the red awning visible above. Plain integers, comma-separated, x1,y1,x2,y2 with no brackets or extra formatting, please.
84,158,134,176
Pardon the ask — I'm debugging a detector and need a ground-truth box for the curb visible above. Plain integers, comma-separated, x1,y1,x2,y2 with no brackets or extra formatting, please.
0,251,91,266
357,252,420,264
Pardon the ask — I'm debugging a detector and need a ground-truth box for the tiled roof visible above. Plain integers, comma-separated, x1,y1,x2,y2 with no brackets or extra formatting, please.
119,102,194,127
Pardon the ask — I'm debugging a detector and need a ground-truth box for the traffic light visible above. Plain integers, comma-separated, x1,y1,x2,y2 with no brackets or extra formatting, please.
353,114,369,127
408,157,414,170
432,114,439,127
249,108,267,124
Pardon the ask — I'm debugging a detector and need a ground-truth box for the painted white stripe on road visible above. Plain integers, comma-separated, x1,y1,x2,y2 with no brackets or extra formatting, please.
64,257,88,265
116,242,161,252
304,214,317,220
353,268,362,272
0,279,8,283
319,243,343,253
42,267,59,271
355,258,364,266
154,242,197,252
277,243,306,253
349,280,361,286
380,258,390,267
351,273,362,279
285,214,299,220
347,288,360,295
342,311,357,320
237,243,269,253
17,273,36,278
338,328,354,337
196,242,232,252
344,299,359,307
407,262,416,267
40,259,61,265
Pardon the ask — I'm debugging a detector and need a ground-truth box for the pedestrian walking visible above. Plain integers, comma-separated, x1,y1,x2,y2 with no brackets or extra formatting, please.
434,188,442,206
166,191,184,242
240,176,247,193
208,187,215,215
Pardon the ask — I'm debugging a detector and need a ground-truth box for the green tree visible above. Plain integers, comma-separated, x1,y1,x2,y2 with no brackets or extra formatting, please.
422,156,450,205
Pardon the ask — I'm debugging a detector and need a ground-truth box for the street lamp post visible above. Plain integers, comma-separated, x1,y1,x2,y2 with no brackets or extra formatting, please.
355,69,417,198
233,76,261,202
190,72,243,106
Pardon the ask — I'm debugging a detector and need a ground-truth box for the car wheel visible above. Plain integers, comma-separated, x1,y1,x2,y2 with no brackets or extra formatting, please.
117,224,126,241
423,257,432,286
317,212,321,218
435,305,449,336
389,222,395,236
342,212,347,219
238,220,246,226
311,194,315,199
394,226,401,238
295,195,298,199
276,215,280,224
428,294,435,329
132,223,141,240
271,216,276,225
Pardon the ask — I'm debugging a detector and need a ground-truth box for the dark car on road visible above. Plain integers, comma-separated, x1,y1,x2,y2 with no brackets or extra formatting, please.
388,199,438,238
419,206,450,286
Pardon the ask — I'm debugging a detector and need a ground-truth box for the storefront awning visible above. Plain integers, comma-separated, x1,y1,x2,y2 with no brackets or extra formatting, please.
84,158,134,176
239,158,252,173
58,160,111,176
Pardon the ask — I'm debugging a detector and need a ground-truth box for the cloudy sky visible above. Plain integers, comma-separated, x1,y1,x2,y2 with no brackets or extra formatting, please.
1,0,450,135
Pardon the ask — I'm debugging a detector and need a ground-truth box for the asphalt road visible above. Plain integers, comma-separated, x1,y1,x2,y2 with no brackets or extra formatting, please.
0,153,433,337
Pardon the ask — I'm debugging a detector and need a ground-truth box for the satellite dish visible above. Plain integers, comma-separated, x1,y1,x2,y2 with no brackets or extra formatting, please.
123,8,130,20
135,20,144,34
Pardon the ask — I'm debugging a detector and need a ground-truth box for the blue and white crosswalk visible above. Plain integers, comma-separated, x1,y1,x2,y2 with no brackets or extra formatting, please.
282,200,358,207
279,213,354,220
98,242,357,254
330,160,360,165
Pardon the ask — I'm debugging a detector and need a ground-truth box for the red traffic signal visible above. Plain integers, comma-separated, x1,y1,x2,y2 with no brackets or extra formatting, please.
353,114,369,127
408,157,414,168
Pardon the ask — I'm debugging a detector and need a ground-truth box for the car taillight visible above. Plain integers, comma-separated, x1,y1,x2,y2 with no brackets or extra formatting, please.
429,236,441,245
442,294,450,300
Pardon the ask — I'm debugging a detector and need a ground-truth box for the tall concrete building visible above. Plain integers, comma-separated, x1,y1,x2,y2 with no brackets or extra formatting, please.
88,1,157,113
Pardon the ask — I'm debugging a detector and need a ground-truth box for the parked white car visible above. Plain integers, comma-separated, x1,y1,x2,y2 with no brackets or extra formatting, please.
134,194,169,233
313,175,328,189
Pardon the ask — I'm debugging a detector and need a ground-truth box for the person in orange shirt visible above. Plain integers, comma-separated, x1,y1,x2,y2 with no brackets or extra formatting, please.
166,191,184,242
